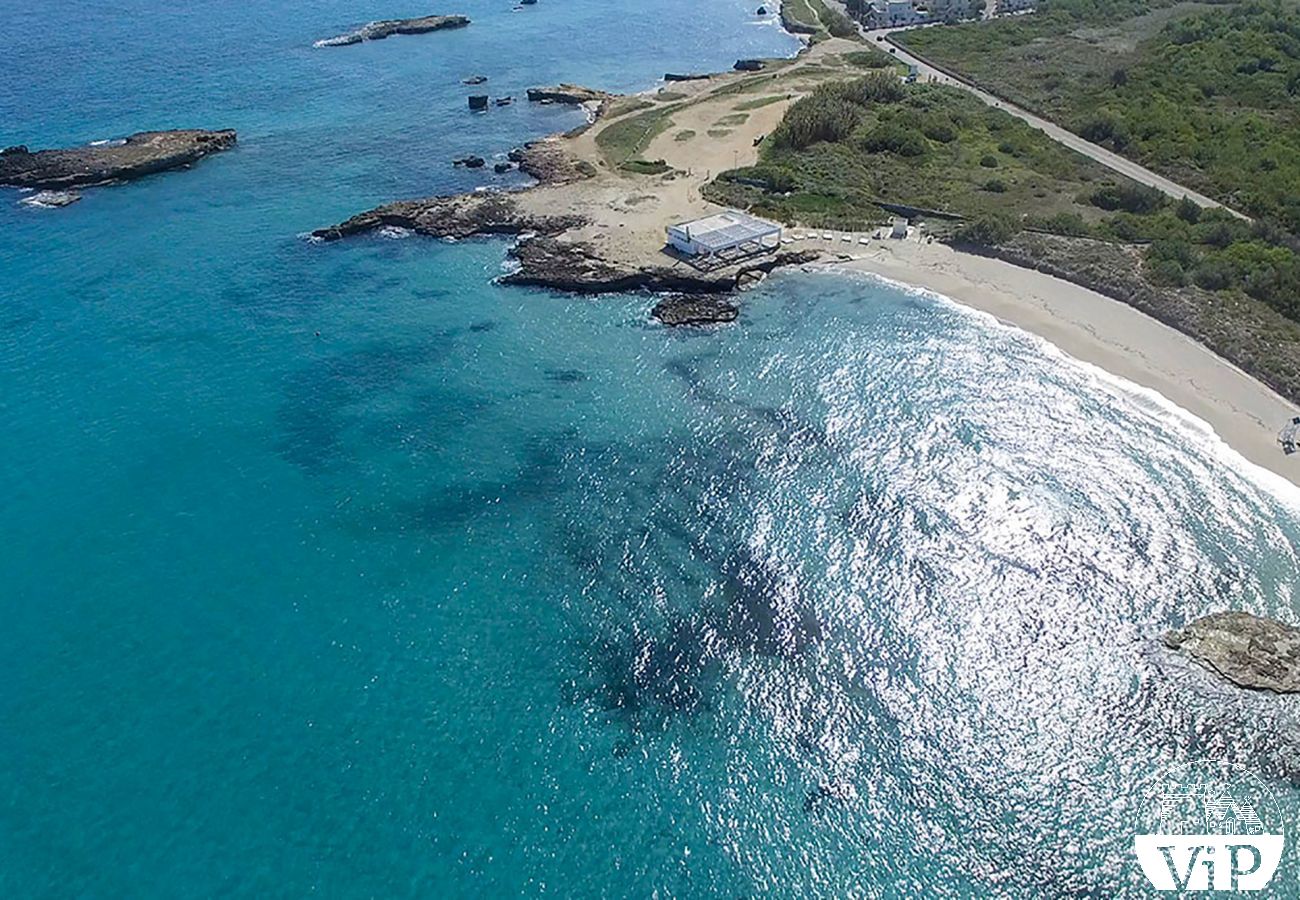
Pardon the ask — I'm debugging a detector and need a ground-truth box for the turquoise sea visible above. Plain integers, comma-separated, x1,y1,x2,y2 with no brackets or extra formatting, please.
5,1,1300,896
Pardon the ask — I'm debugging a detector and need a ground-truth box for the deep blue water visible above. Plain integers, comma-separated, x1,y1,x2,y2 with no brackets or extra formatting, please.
5,2,1300,897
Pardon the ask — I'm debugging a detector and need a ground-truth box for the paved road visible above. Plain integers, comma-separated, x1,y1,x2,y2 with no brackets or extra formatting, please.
859,26,1249,218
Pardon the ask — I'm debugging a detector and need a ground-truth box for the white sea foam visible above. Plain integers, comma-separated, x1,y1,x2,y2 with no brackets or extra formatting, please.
806,264,1300,511
377,225,413,240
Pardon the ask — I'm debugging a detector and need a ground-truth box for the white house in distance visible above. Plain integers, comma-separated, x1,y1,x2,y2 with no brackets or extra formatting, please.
665,210,782,264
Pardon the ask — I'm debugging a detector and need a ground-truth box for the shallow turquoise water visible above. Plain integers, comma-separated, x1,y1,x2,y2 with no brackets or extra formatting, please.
5,2,1300,897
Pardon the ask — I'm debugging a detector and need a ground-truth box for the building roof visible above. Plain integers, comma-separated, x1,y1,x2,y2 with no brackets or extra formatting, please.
668,211,780,252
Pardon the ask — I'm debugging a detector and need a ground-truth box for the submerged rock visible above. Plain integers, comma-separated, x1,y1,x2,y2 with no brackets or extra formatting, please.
1164,611,1300,693
315,15,470,47
467,95,489,111
720,549,822,658
0,129,236,190
651,294,739,326
462,74,488,85
18,190,82,208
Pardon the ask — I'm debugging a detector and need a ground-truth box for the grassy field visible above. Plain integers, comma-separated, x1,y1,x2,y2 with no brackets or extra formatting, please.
594,104,684,170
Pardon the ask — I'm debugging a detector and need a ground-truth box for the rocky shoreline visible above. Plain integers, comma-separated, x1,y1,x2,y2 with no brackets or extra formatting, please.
314,15,469,47
0,129,236,190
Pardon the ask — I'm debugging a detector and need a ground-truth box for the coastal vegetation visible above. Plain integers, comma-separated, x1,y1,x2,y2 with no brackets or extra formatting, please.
703,74,1128,230
898,0,1300,232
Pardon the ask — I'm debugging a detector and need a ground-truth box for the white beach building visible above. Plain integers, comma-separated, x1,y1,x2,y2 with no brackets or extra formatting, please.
665,211,782,263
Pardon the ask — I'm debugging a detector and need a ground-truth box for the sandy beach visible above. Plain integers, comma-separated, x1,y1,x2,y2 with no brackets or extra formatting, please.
836,240,1300,492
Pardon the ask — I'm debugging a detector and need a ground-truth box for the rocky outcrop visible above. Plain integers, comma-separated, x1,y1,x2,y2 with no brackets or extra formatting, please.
734,59,766,72
525,84,612,105
664,72,711,82
652,294,739,325
502,238,820,294
310,192,582,242
509,140,598,184
0,130,236,189
314,15,469,47
1164,612,1300,693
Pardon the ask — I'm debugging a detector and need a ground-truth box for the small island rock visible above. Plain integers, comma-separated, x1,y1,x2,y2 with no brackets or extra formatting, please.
1164,611,1300,693
525,84,613,105
315,15,470,47
0,129,236,190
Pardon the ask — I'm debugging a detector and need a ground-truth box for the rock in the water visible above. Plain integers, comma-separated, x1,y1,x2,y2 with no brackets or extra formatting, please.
495,96,514,106
664,72,710,83
757,5,768,14
468,95,489,111
525,83,612,105
462,74,487,85
1164,611,1300,693
315,15,470,47
493,161,515,174
734,59,766,72
452,155,486,168
0,130,236,190
19,190,82,208
311,192,584,243
651,294,739,326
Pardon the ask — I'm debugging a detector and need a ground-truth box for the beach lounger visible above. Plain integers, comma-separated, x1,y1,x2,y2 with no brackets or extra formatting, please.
822,232,833,240
858,237,870,245
840,234,852,243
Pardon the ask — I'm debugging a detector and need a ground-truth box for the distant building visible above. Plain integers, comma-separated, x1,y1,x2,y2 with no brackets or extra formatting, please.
866,0,927,28
890,217,909,239
924,0,973,21
997,0,1037,12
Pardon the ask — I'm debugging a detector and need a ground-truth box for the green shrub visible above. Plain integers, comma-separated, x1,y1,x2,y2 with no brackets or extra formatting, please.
862,122,928,156
921,116,958,143
772,89,861,149
979,154,999,168
1146,257,1188,287
983,178,1007,192
1192,258,1235,291
1175,196,1202,224
1089,182,1165,214
954,214,1020,245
